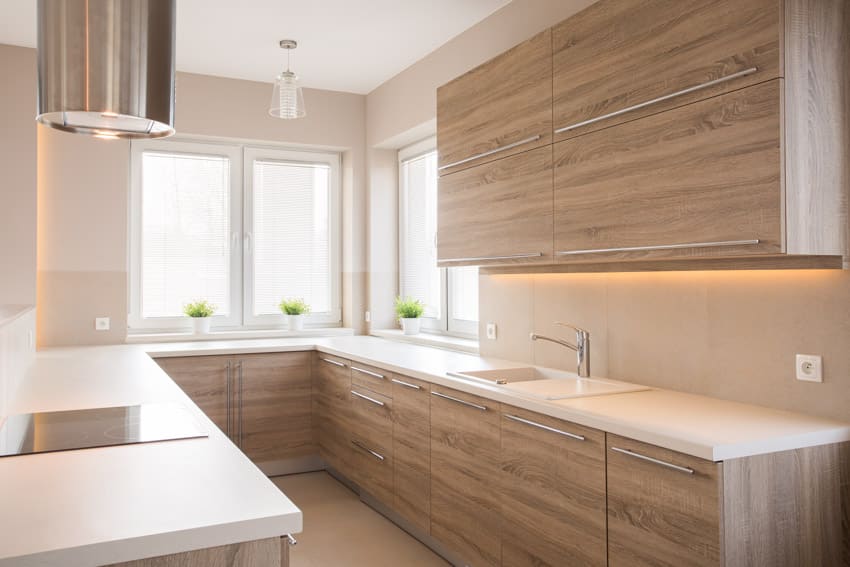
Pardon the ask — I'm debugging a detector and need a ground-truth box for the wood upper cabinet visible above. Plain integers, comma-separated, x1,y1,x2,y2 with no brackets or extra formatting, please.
238,353,313,464
554,80,783,261
437,145,554,266
552,0,781,141
312,353,352,473
606,434,722,567
155,355,231,437
391,374,431,534
437,29,552,176
499,405,607,567
430,386,501,567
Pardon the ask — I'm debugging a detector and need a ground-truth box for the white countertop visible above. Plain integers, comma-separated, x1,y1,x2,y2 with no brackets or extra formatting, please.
0,346,301,567
149,336,850,461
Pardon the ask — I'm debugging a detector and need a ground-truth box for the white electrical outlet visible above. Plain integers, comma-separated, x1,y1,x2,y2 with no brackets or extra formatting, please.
95,317,111,331
486,322,497,340
796,354,822,383
365,311,371,323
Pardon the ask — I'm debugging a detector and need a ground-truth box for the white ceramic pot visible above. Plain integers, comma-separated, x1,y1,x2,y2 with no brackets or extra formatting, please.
192,317,212,335
400,317,421,335
287,314,305,331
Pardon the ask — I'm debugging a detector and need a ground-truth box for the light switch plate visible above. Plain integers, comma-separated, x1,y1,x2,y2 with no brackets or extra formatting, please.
486,322,497,340
95,317,110,331
796,354,822,382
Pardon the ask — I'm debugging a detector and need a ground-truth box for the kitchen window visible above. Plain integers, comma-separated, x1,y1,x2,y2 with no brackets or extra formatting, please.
129,138,341,333
399,138,478,337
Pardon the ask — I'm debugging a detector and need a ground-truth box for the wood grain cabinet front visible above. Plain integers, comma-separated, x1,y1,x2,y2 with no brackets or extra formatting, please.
437,29,552,176
155,355,232,437
391,374,431,534
348,385,394,506
430,386,501,567
499,405,607,567
552,0,781,141
312,354,352,474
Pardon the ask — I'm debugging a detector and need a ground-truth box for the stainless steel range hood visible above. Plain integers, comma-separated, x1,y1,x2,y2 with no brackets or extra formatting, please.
36,0,176,139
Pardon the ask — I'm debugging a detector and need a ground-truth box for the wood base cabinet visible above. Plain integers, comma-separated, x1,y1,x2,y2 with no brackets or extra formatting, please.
106,537,281,567
348,382,394,506
312,354,352,473
391,374,431,534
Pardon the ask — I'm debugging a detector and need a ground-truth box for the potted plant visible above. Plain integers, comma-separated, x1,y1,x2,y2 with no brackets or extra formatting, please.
279,297,311,331
394,296,425,335
183,300,216,335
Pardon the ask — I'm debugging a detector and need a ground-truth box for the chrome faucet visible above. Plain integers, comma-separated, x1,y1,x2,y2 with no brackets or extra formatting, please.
530,322,591,378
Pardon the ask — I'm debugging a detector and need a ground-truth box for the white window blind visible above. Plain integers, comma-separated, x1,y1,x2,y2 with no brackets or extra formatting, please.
252,160,331,315
140,151,231,318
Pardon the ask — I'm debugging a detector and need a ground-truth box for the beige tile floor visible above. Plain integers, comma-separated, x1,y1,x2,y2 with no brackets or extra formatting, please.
272,472,449,567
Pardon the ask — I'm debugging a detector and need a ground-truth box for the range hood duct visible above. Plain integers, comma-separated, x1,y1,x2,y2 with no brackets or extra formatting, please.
36,0,176,139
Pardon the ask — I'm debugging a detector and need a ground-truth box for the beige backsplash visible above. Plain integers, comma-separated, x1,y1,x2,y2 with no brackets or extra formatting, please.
479,269,850,421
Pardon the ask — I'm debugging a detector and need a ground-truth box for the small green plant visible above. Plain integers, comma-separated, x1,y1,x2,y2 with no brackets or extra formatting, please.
279,297,311,315
183,299,216,318
394,296,424,319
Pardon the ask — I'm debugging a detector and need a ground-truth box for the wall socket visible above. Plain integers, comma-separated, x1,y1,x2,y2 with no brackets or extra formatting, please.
796,354,823,383
486,322,497,340
95,317,110,331
364,311,371,323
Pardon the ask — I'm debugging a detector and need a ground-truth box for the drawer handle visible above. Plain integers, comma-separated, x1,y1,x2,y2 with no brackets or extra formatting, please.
556,239,760,256
391,377,422,390
504,414,585,441
431,390,487,411
351,366,385,380
282,534,297,546
321,357,347,368
610,446,695,475
440,252,543,264
351,439,385,461
438,134,542,171
351,390,386,407
554,67,759,134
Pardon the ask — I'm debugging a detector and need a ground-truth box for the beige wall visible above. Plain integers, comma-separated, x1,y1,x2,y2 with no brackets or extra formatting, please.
479,270,850,421
0,45,37,305
29,58,368,346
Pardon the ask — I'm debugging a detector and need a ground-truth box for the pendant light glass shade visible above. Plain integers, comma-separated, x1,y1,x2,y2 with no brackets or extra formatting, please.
269,70,306,119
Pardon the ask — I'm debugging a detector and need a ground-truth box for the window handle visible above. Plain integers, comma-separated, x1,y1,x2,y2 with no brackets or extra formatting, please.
230,232,239,251
243,231,253,253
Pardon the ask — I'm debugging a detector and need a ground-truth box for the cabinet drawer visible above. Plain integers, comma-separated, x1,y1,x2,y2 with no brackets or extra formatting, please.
438,145,554,267
606,434,721,567
350,387,393,450
350,362,391,397
552,0,781,141
349,434,394,506
437,29,551,175
391,374,431,534
554,80,782,262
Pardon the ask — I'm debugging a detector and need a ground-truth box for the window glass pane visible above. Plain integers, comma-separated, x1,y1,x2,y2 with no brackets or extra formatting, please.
141,152,230,318
253,160,331,315
400,151,441,318
449,266,479,322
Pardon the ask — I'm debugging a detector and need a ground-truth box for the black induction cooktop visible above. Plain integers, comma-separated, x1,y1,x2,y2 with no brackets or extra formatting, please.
0,402,207,458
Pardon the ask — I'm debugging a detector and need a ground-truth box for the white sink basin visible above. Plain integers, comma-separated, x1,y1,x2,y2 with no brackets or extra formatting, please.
447,367,649,400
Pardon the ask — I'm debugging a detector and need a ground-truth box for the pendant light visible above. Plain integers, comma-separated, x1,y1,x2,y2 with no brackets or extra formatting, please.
269,40,306,120
36,0,176,139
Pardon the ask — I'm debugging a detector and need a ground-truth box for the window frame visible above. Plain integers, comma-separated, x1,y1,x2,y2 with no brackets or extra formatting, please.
398,138,478,339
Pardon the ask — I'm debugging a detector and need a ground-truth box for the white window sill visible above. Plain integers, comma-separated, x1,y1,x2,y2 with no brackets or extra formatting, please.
126,327,355,344
370,329,479,355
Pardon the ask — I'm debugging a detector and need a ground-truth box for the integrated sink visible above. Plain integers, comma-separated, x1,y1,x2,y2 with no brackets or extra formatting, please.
446,367,649,400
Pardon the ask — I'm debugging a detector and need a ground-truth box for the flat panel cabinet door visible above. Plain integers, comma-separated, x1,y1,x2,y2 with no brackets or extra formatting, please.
238,353,314,464
312,354,352,473
430,386,501,567
499,406,607,567
438,145,554,267
606,434,722,567
554,80,782,262
155,356,231,437
391,374,431,534
437,29,552,176
552,0,781,141
349,386,394,506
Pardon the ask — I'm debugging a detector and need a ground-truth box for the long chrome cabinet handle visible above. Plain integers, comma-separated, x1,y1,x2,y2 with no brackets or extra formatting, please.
351,390,386,407
237,360,244,448
610,446,695,475
321,357,347,368
282,534,297,546
504,414,585,441
438,135,541,171
351,439,385,461
431,390,487,411
440,252,543,264
554,67,759,134
391,377,422,390
556,239,760,256
351,366,385,380
225,361,232,438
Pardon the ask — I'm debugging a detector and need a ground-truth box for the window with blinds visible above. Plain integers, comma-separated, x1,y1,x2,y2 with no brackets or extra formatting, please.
129,139,341,333
399,140,478,337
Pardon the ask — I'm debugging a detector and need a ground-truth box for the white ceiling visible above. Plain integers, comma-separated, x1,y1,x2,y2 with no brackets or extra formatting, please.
0,0,510,94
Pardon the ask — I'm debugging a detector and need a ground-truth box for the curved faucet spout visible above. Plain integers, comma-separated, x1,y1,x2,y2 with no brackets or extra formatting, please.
529,333,578,352
529,325,591,378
